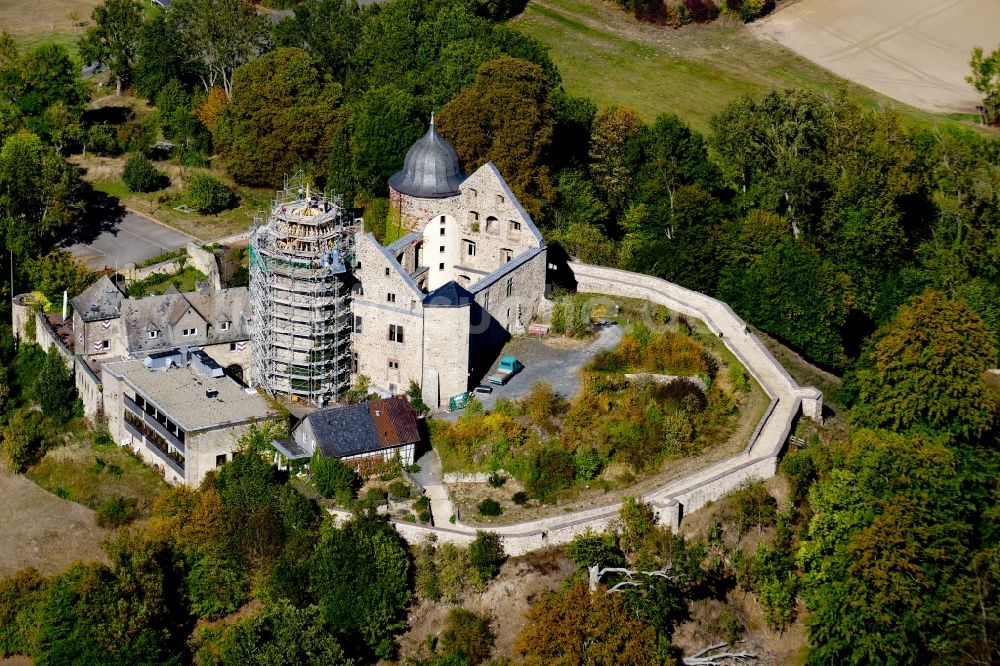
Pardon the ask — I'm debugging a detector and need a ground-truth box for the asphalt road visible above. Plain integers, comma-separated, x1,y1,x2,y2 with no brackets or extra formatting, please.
67,212,194,270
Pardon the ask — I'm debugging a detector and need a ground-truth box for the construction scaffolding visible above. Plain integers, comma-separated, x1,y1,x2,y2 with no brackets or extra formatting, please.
249,173,360,406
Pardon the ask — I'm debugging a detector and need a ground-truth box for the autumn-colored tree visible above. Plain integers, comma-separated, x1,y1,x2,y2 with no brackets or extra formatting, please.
435,55,556,220
515,580,660,666
194,86,228,134
588,106,645,212
798,429,998,665
847,290,999,438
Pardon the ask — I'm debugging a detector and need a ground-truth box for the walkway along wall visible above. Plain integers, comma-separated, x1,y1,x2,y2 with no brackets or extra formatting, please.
327,263,823,555
12,296,104,418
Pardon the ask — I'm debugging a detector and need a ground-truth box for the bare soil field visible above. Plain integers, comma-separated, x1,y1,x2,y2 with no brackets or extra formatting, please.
0,468,108,579
394,548,576,663
752,0,1000,114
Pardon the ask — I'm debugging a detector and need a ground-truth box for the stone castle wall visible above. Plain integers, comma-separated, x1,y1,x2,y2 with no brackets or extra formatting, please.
338,262,822,554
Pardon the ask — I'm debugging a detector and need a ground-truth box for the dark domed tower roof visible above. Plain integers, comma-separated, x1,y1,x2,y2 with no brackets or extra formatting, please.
389,116,465,199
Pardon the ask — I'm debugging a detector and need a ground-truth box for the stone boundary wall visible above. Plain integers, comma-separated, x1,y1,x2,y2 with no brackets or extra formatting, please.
127,259,184,284
17,302,104,418
442,470,510,484
324,263,822,555
121,243,222,291
185,242,222,291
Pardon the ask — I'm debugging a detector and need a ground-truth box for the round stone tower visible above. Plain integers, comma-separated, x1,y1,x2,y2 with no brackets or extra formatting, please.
388,115,466,232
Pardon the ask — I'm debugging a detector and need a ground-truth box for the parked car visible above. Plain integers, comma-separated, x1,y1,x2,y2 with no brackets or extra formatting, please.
489,356,524,386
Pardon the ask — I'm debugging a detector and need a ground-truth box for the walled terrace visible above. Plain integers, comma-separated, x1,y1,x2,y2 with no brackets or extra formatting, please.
330,262,822,555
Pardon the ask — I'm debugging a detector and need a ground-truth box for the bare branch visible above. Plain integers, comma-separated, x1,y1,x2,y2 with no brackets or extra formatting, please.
682,642,758,665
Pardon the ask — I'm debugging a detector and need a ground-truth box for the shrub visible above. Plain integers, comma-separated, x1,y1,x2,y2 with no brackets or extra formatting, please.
477,498,503,517
185,173,235,214
487,472,506,488
468,531,506,585
311,452,357,500
96,495,135,528
388,480,411,499
2,407,48,473
565,530,624,568
732,480,778,536
523,447,576,501
122,153,164,193
511,491,528,506
438,608,495,665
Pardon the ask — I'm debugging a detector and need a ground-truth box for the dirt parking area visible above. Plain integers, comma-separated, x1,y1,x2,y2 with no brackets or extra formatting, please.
0,469,108,579
752,0,1000,114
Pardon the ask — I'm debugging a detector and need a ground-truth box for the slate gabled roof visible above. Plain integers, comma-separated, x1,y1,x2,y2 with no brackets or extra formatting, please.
71,275,124,322
423,280,473,308
306,403,380,458
302,396,420,459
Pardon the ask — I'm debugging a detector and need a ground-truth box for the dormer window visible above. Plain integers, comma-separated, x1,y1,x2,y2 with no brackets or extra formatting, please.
148,330,159,339
220,321,230,331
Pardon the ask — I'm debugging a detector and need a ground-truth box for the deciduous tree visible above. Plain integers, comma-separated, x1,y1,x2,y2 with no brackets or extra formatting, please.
515,580,659,666
436,56,556,220
166,0,270,97
847,290,999,437
78,0,144,96
213,48,345,186
967,44,1000,124
309,513,412,661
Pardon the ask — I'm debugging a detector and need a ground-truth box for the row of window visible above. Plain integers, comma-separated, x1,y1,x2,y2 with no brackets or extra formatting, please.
352,316,405,344
437,214,522,235
146,321,230,340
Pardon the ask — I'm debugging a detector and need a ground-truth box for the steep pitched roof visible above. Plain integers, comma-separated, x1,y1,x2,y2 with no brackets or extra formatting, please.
423,280,473,308
368,396,420,447
72,275,124,322
301,396,420,459
305,403,381,458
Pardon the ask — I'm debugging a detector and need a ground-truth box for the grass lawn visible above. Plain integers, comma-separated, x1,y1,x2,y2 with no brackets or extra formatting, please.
512,0,959,133
28,432,168,518
129,265,209,296
77,152,273,241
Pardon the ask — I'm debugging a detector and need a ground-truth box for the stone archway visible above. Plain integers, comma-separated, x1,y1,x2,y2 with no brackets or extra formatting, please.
225,364,246,386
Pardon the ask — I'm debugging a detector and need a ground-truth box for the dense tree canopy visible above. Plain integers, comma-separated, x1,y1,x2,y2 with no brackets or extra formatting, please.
798,429,999,664
213,48,346,186
847,290,999,438
436,55,556,220
309,513,413,660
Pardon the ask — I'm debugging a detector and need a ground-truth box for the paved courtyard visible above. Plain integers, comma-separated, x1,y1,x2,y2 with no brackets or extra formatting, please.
67,211,194,270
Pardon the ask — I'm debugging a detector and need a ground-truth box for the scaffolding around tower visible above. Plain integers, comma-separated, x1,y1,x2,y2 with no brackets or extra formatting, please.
249,173,360,407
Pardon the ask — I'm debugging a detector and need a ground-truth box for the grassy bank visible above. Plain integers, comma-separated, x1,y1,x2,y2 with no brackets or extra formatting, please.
512,0,949,133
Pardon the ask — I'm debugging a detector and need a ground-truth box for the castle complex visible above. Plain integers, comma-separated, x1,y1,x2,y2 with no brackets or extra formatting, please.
251,120,548,409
